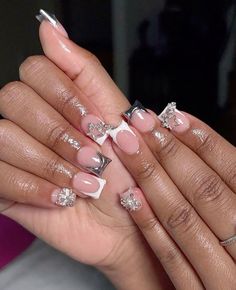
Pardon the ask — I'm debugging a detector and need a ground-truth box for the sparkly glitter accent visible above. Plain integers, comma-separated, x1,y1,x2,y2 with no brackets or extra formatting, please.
62,134,81,151
56,164,73,179
87,122,113,142
158,102,181,130
192,129,207,143
55,188,76,207
123,100,147,120
120,190,142,212
75,102,88,116
86,152,112,176
152,130,167,146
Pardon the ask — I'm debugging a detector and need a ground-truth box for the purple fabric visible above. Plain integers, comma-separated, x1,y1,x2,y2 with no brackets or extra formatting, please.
0,215,35,269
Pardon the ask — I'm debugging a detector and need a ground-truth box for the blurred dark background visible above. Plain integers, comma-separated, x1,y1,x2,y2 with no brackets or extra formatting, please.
0,0,236,144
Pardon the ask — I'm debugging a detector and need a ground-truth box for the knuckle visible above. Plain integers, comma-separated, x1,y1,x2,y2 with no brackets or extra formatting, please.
46,122,71,150
139,217,160,233
0,120,14,143
84,51,101,67
0,81,23,100
194,174,224,203
43,156,62,179
135,160,157,183
224,161,236,189
55,88,78,114
167,205,196,233
19,55,46,77
158,247,180,266
157,135,180,160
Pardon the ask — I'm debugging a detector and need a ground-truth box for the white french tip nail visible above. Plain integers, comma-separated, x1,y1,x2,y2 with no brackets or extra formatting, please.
84,177,106,199
109,120,135,144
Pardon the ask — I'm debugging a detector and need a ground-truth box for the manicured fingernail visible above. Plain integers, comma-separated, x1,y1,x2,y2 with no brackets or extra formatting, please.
109,120,139,155
73,172,106,199
124,101,155,133
158,102,190,133
51,188,76,207
77,146,112,176
81,114,111,145
120,188,142,212
36,9,69,38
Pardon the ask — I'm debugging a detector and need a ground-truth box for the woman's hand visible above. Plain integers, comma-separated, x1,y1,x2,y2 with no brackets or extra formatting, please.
0,13,173,290
116,102,236,289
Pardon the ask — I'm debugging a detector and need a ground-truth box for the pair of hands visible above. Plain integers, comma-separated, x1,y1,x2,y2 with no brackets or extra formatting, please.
0,14,236,290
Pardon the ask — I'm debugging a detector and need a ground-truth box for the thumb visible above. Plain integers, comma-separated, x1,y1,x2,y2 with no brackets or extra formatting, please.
38,10,130,124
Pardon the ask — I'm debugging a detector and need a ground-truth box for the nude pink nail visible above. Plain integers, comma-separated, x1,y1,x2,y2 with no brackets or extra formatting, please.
76,146,111,176
158,102,190,133
81,114,110,145
109,120,139,155
73,172,106,199
124,101,155,133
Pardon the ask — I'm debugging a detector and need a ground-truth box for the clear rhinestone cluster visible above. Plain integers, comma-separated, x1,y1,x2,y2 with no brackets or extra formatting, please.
56,188,76,207
87,122,114,141
120,192,142,212
159,102,181,130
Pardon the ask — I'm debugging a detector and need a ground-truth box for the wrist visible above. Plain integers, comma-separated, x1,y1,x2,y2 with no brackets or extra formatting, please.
99,233,171,290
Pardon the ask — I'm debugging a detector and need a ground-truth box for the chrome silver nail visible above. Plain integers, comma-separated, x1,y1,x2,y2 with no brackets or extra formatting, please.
123,100,147,120
86,152,112,177
158,102,181,130
120,189,142,212
36,9,58,27
53,188,76,207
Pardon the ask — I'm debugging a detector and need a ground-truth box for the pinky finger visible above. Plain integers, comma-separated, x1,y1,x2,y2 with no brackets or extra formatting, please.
120,188,204,290
0,161,77,208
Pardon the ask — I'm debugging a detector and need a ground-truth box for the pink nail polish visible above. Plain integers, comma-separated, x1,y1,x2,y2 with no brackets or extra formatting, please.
73,172,106,199
120,187,142,211
158,102,190,133
36,9,69,38
124,101,155,133
109,120,139,155
76,146,111,176
81,114,110,145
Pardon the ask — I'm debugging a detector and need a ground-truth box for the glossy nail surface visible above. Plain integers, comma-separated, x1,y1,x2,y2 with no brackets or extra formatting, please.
109,120,139,155
81,114,111,145
76,146,111,176
158,102,190,133
51,188,76,207
124,101,155,133
120,188,142,212
73,172,106,199
36,9,68,38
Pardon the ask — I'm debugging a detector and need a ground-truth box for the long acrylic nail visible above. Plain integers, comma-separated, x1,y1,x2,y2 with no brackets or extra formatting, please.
158,102,190,133
81,114,111,146
36,9,68,38
120,188,142,212
51,188,77,207
77,146,112,176
124,100,156,133
73,172,106,199
109,120,139,155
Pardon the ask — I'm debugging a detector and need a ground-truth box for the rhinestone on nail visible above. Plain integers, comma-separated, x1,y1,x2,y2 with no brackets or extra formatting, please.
55,188,76,207
120,190,142,212
87,122,113,142
158,102,181,130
